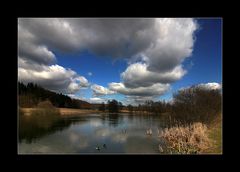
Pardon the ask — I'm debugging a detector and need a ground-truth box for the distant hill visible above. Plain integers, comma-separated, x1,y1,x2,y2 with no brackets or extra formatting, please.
18,82,91,109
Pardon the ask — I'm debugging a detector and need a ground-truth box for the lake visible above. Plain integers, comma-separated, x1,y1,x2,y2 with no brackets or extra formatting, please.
18,113,168,154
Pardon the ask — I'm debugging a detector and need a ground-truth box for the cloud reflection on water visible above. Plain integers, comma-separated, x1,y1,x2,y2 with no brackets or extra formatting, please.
69,131,89,149
19,114,164,153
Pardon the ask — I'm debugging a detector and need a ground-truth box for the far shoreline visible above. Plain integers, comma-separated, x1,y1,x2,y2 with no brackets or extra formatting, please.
20,107,158,116
20,107,159,117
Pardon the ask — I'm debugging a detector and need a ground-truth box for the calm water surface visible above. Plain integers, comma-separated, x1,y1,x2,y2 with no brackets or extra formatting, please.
19,113,167,154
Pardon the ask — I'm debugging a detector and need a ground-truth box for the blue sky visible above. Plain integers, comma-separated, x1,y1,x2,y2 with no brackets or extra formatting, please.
54,50,128,101
18,18,222,104
160,19,222,101
55,19,222,102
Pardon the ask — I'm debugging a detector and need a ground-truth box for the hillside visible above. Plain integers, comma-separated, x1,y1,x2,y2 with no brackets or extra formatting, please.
18,82,91,109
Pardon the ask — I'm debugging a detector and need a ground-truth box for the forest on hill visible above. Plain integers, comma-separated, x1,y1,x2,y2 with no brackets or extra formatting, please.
18,82,91,109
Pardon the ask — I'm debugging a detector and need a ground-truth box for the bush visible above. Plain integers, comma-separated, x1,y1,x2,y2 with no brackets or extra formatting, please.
32,100,60,117
171,87,221,124
37,100,55,108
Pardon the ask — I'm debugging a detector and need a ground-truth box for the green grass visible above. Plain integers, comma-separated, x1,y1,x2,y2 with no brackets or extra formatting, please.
206,120,222,154
201,114,222,154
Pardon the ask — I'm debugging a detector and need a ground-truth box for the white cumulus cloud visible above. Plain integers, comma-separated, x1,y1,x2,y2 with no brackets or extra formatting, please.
109,82,170,97
18,19,90,94
18,61,89,94
18,18,198,101
197,82,222,90
121,62,186,88
180,82,222,91
89,97,106,104
91,84,115,96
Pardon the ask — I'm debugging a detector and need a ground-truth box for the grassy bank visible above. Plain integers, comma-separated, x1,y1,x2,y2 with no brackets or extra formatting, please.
204,116,222,154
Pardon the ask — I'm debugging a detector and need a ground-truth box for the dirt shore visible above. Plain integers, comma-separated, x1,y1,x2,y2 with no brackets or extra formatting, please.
20,108,102,116
20,108,162,116
59,108,101,116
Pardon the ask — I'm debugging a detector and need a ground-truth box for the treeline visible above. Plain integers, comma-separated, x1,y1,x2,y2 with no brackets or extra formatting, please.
127,86,222,124
98,100,123,113
19,82,222,124
18,82,91,109
127,100,172,114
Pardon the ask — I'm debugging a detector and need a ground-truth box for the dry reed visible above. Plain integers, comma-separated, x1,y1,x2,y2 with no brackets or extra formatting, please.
158,122,211,154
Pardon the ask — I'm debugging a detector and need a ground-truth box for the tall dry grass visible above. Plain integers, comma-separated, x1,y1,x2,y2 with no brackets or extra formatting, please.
158,122,211,154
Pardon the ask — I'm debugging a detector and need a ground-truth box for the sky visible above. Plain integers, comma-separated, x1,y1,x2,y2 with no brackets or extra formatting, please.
18,18,222,105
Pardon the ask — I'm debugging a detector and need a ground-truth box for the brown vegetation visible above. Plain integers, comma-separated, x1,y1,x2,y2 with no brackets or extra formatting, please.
171,87,221,124
37,100,55,108
158,122,211,154
59,108,101,116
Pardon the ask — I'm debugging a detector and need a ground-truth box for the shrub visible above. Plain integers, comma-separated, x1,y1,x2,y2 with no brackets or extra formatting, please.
171,87,221,124
37,100,55,108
